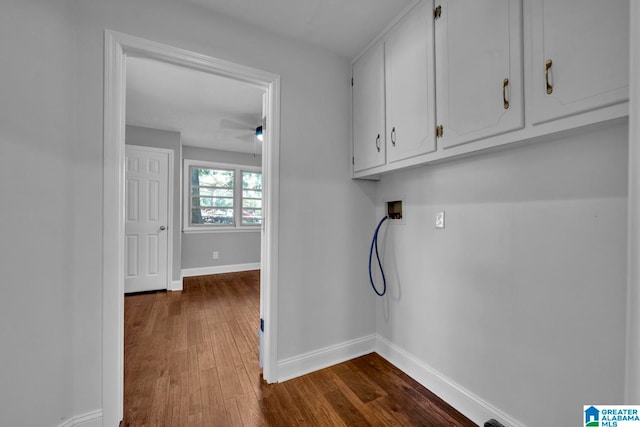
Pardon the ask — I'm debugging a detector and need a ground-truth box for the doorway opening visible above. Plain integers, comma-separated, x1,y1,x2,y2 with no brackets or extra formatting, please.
103,30,280,426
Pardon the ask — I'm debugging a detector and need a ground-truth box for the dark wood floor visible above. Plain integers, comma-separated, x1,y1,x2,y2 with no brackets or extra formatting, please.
122,271,476,426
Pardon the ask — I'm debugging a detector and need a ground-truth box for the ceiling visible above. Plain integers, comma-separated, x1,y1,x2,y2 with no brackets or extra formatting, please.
126,57,265,154
181,0,413,59
126,0,413,153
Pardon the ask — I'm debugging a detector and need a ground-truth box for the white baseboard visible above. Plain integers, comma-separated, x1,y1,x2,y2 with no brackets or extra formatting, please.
169,278,183,291
277,334,376,382
375,335,526,427
181,262,260,278
58,410,102,427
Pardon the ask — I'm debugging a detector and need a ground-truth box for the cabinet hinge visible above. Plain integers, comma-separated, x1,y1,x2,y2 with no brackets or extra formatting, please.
435,125,444,138
434,5,442,19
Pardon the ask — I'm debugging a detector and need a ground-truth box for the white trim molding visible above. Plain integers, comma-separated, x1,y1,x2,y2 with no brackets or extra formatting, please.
626,0,640,404
277,335,376,383
103,29,281,427
375,335,526,427
182,263,261,278
58,410,103,427
169,279,183,292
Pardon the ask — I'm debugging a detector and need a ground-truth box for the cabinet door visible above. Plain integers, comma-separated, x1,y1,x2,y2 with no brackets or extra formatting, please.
353,43,386,172
530,0,629,124
435,0,523,148
386,0,436,163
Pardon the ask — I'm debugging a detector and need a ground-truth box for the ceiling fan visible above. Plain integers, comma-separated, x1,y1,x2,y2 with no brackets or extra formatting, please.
219,117,263,143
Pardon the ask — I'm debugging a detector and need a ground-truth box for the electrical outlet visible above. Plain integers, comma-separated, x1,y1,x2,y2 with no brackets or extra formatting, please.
213,251,219,260
435,211,445,229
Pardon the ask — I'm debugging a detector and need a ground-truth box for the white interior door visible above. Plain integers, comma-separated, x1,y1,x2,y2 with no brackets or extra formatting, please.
125,146,169,293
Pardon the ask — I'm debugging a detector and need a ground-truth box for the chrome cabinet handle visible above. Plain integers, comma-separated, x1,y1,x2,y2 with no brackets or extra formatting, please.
375,134,381,152
545,59,553,94
503,78,510,109
391,127,396,146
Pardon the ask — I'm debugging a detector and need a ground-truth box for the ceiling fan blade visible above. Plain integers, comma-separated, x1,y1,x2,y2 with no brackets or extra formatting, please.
219,118,252,130
235,134,255,143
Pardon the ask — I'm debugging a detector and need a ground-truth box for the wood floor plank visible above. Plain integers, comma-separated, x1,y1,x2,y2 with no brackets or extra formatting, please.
199,367,228,426
287,375,348,427
324,368,389,426
333,359,387,403
210,323,246,399
283,376,341,426
188,345,203,416
165,371,187,426
123,271,477,427
261,380,307,426
234,392,266,426
224,397,245,426
196,338,216,372
324,387,373,426
149,375,169,426
241,351,263,399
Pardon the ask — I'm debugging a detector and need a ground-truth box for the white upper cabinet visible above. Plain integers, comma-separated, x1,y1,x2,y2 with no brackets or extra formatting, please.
435,0,524,148
351,0,629,178
385,0,436,163
352,42,386,172
530,0,629,124
352,0,435,173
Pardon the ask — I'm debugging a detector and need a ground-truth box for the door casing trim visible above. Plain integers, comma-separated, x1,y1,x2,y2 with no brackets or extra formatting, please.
103,29,280,425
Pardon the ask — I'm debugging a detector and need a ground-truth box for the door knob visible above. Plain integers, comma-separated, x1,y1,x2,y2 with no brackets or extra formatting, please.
160,226,166,231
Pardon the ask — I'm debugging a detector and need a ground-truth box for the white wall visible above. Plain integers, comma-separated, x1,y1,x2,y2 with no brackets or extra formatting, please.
0,1,75,425
182,144,263,271
182,232,261,270
67,0,377,421
183,145,262,167
375,121,628,426
126,125,182,282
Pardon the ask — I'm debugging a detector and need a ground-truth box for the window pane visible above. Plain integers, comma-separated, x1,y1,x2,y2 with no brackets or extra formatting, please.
192,167,234,188
242,208,262,225
192,208,234,225
192,196,234,208
242,190,262,199
192,187,234,197
242,172,262,190
243,199,262,209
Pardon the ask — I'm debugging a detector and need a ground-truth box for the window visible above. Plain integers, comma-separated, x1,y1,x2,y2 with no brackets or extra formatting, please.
184,160,262,231
241,171,262,225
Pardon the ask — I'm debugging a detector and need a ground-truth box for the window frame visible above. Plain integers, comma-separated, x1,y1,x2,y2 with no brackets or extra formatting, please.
183,159,262,233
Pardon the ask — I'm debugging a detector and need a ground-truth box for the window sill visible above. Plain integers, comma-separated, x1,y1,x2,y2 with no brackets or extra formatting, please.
182,227,261,234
